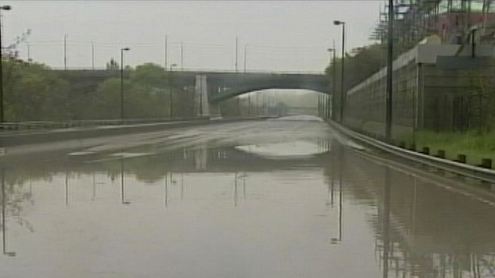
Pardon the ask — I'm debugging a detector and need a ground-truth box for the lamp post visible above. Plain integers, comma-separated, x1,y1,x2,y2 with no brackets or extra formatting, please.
120,47,130,121
91,41,95,70
385,0,394,141
244,44,248,73
235,36,239,72
64,34,68,70
327,47,336,120
0,5,12,124
169,63,177,119
333,20,346,123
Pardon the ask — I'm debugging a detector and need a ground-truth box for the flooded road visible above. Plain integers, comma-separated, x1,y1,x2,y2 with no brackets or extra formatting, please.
1,116,495,278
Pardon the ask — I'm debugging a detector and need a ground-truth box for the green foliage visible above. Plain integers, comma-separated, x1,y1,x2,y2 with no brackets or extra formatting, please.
106,58,119,70
3,59,194,121
4,60,71,121
401,130,495,166
325,44,386,92
131,63,167,86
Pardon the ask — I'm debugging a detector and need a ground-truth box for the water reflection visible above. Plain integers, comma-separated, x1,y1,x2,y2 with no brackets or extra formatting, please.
330,145,343,245
120,158,131,205
343,150,495,278
65,169,69,206
163,171,168,208
2,170,16,257
0,136,494,277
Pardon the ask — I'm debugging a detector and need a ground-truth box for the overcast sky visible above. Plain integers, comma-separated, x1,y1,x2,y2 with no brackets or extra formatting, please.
3,1,383,72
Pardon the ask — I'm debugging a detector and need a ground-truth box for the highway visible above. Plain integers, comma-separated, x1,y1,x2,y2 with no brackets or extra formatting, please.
1,116,494,278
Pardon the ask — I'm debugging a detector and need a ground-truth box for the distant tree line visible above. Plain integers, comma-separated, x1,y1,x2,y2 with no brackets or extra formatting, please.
3,59,195,122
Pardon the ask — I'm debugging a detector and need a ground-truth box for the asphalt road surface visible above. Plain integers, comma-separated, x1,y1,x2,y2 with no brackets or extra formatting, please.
1,116,494,278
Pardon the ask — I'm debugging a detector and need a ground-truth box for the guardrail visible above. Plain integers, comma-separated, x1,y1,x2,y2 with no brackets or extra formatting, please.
0,117,210,131
51,67,325,75
329,121,495,184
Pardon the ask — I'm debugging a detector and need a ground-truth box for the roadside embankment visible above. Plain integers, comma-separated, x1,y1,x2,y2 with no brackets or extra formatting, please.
401,131,495,167
328,120,495,184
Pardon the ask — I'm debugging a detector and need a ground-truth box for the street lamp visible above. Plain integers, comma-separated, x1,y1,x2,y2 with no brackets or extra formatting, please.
244,44,248,73
333,20,346,123
385,0,394,141
327,47,337,120
169,64,177,119
120,47,130,121
0,5,12,124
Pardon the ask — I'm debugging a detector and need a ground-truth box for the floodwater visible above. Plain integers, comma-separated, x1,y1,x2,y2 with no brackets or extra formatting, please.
1,116,495,278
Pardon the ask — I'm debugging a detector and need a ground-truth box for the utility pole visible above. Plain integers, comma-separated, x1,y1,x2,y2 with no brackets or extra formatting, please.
164,34,168,70
0,5,12,124
244,44,247,73
26,43,31,62
328,41,337,120
334,20,346,123
180,42,184,71
385,0,394,141
235,36,239,72
169,64,177,118
120,47,130,121
64,34,68,70
91,41,95,70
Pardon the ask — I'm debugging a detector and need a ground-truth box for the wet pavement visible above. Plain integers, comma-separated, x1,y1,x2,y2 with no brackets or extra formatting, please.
1,116,495,278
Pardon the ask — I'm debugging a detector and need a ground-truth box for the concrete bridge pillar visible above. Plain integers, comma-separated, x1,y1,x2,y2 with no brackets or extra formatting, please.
194,75,222,118
194,75,210,117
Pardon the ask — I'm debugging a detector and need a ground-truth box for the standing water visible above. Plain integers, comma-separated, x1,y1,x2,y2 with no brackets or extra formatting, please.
1,116,495,278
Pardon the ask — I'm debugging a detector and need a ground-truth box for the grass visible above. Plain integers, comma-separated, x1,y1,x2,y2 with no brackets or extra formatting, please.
400,130,495,167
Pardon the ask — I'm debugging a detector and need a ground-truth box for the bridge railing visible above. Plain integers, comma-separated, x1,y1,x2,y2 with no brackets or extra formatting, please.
50,67,325,75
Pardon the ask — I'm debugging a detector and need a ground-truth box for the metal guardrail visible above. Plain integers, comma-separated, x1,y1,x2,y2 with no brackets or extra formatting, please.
51,67,325,75
329,121,495,184
0,116,277,132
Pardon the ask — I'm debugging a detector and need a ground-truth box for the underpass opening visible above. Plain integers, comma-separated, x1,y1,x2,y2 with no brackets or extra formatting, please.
216,89,333,119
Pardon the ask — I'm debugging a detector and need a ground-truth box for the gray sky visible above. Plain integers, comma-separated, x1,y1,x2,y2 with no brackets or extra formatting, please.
3,1,382,72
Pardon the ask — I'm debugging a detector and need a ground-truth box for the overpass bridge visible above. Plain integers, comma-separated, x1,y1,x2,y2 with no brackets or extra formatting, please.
56,69,330,117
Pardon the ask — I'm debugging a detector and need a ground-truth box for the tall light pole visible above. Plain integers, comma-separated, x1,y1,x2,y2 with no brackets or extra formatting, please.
334,20,346,123
385,0,394,141
244,44,248,73
169,63,177,118
164,34,168,70
120,47,130,121
0,5,11,124
91,41,95,70
180,42,184,71
235,36,239,72
64,34,68,70
26,43,31,63
327,46,337,120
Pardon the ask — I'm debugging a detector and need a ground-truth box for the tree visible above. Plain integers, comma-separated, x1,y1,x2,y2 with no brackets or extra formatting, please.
106,58,119,70
4,60,70,121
